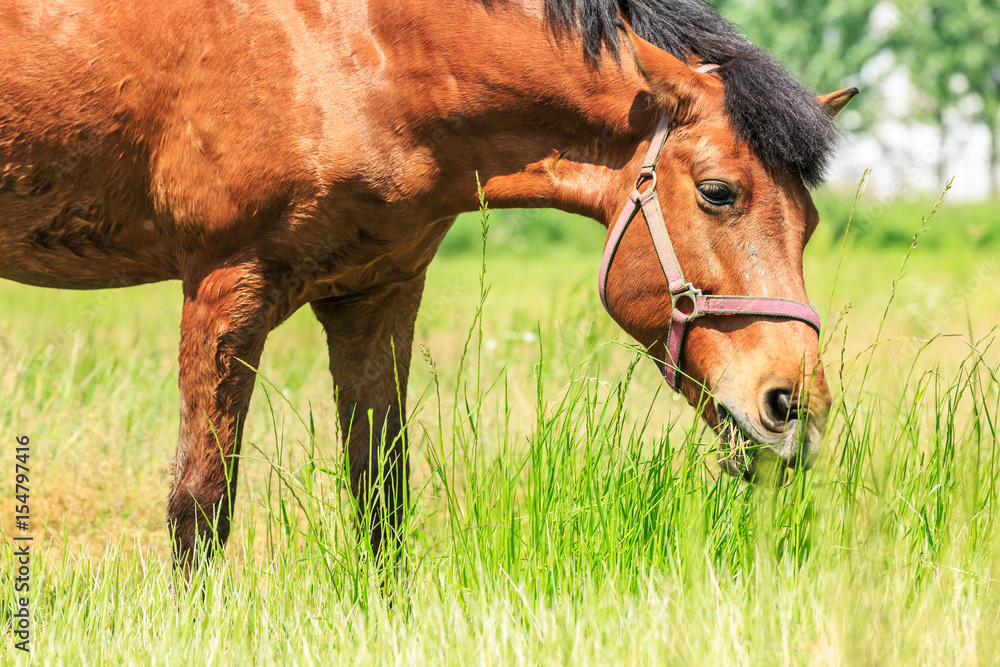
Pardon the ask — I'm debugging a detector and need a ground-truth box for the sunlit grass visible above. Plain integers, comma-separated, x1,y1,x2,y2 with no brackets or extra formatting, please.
1,191,999,664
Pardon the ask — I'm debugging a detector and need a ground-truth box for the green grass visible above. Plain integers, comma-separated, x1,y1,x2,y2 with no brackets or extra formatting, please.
1,191,999,664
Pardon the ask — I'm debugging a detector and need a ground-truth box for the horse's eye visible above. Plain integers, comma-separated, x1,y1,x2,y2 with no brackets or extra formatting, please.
697,181,737,207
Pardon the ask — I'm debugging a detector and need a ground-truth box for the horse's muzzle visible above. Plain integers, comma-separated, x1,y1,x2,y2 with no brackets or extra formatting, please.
714,397,827,483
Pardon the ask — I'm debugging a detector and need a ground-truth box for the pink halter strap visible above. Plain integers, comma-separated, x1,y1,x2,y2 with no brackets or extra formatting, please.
597,115,822,391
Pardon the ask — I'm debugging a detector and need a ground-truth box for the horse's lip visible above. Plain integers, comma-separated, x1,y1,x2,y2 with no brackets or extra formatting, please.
715,401,821,481
715,403,781,447
714,403,779,481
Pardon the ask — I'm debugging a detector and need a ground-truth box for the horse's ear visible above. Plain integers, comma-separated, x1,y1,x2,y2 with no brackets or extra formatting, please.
616,20,709,117
817,87,860,117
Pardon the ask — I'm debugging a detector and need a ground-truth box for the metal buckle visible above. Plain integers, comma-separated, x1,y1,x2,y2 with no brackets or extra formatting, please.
671,283,703,319
635,166,657,194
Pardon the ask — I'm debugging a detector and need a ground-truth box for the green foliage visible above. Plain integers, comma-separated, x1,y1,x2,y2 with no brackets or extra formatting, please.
890,0,1000,188
890,0,1000,125
709,0,1000,190
711,0,884,123
812,191,1000,249
439,208,606,257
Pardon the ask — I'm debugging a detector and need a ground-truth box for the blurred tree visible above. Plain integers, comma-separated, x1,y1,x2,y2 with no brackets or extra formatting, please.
711,0,885,129
889,0,1000,195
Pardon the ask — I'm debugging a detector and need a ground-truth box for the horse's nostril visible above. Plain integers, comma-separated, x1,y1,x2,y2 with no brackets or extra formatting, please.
764,387,799,429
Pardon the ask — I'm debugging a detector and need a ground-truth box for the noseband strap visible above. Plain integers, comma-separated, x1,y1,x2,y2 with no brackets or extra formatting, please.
597,116,822,391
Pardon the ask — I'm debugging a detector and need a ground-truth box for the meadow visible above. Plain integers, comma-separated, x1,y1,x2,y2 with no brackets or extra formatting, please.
1,179,999,664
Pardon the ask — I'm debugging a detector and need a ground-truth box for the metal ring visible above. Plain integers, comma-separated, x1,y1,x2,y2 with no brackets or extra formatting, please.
671,284,703,319
635,168,657,194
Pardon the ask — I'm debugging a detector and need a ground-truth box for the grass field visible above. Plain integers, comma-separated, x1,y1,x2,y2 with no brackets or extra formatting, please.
2,183,999,664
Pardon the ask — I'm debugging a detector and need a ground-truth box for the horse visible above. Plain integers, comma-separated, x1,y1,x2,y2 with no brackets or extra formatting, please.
0,0,856,574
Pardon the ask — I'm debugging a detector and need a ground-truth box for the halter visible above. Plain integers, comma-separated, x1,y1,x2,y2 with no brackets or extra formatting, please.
597,115,822,391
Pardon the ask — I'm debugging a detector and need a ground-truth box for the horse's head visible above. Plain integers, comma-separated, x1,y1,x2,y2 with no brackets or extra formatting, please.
601,27,857,480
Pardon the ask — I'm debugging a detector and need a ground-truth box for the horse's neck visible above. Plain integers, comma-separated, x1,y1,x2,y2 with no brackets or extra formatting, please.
364,0,656,226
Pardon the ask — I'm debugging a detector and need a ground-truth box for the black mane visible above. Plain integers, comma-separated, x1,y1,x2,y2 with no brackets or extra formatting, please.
535,0,838,186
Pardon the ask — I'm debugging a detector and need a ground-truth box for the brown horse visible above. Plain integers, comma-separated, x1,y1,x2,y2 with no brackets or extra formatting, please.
1,0,856,572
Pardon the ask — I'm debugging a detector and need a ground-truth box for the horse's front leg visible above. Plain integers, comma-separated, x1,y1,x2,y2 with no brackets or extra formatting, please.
311,272,426,564
168,264,275,577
